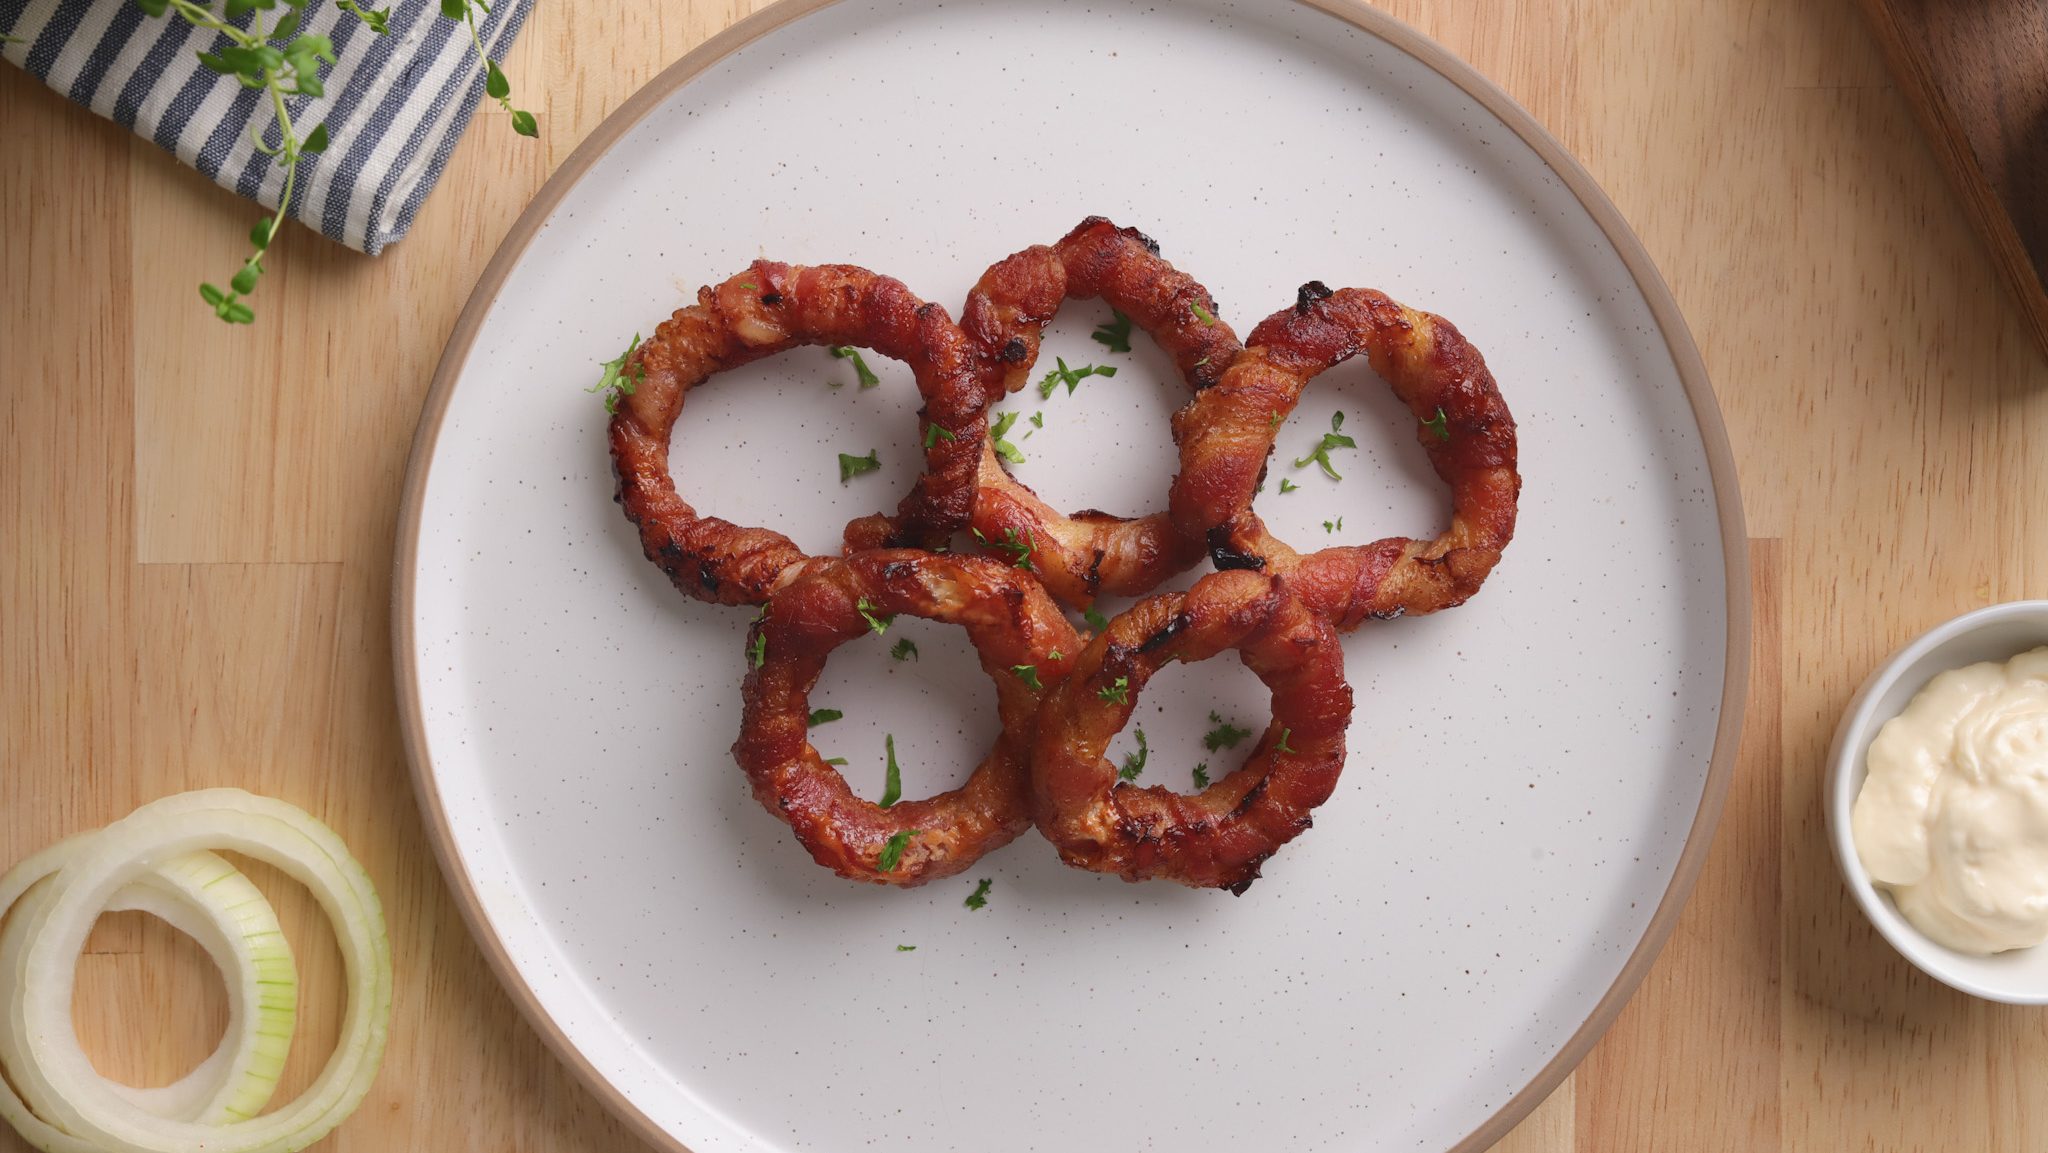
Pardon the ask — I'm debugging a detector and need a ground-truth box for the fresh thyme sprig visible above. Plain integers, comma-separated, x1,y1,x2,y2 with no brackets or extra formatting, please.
133,0,537,325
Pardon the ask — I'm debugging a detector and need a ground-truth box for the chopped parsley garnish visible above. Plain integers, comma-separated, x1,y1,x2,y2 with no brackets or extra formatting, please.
1278,478,1299,494
1092,309,1134,353
828,345,880,389
839,450,881,483
1049,649,1062,661
748,630,767,668
1269,410,1282,429
1191,762,1211,789
879,734,903,808
1275,728,1296,754
896,944,917,952
1027,412,1044,437
1293,411,1357,481
1083,606,1109,633
857,598,895,635
1203,713,1252,751
1097,676,1130,705
587,333,644,414
1118,727,1149,781
1422,406,1450,442
1010,664,1043,691
964,878,993,910
877,829,920,871
808,708,843,727
1322,517,1343,533
739,282,758,291
1036,356,1118,400
991,411,1026,464
824,756,849,766
923,423,957,449
973,526,1036,571
890,637,918,661
1190,300,1218,326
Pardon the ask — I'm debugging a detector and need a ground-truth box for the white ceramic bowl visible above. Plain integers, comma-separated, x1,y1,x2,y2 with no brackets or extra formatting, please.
1826,600,2048,1003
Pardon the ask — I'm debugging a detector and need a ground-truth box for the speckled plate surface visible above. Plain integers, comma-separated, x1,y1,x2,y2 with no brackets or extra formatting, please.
394,1,1747,1150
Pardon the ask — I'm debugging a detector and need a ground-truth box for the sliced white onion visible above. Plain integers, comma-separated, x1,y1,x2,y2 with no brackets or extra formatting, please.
0,790,391,1153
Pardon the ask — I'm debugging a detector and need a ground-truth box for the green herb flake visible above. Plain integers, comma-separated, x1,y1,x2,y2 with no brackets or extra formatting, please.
1279,478,1299,494
1276,728,1297,754
1191,300,1218,326
972,527,1036,571
1203,713,1252,752
879,734,903,808
1083,606,1110,634
824,756,849,766
890,637,918,661
1036,356,1118,400
1092,309,1134,353
1293,411,1359,481
829,345,881,389
588,333,645,414
1322,518,1343,534
896,944,917,952
1192,762,1211,789
1118,727,1149,781
857,598,895,635
808,708,843,727
1097,676,1131,705
964,878,993,910
839,450,881,483
877,829,921,872
1010,664,1042,691
923,423,957,449
1422,406,1450,442
991,411,1026,465
748,630,767,669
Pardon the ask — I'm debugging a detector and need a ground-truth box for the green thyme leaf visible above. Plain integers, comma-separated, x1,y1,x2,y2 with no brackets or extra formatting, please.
1035,356,1118,400
1092,309,1134,353
1097,676,1130,705
839,450,881,483
1118,727,1149,781
878,829,921,872
879,734,903,808
1422,406,1450,442
1203,713,1252,752
829,345,881,389
964,878,992,910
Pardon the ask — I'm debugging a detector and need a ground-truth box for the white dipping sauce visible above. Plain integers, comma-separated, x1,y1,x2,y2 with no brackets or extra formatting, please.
1853,647,2048,954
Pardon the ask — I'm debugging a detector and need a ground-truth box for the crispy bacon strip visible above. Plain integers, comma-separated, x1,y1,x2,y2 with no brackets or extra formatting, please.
1028,569,1352,893
1171,284,1520,628
952,218,1245,606
609,262,986,607
734,551,1081,886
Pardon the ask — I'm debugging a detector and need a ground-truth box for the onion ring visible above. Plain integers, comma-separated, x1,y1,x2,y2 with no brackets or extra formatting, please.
734,551,1080,885
954,217,1246,605
1171,283,1519,628
611,262,987,607
1028,569,1353,893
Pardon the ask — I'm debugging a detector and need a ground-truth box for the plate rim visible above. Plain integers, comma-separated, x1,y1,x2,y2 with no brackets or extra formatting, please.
390,1,1752,1149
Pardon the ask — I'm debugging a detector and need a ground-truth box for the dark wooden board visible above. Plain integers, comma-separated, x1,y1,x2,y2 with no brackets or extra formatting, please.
1860,0,2048,355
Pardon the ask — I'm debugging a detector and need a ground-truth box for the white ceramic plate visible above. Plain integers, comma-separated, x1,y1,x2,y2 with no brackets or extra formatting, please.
396,2,1748,1151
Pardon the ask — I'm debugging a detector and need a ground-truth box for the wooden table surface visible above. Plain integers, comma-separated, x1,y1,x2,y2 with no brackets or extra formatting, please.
3,0,2042,1149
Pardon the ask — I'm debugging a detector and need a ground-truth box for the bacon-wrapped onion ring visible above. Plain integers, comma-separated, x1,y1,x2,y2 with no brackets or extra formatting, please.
1028,569,1352,893
953,218,1246,606
734,551,1081,886
610,262,986,607
1171,284,1520,629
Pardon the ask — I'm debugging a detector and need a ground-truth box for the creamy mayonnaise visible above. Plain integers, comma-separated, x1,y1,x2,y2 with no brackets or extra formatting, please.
1853,647,2048,954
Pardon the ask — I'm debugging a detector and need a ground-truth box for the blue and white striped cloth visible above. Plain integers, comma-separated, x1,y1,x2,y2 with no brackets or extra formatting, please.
0,0,532,254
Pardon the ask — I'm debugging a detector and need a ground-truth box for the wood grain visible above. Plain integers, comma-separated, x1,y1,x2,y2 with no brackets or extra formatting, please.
4,0,2045,1148
1858,0,2048,358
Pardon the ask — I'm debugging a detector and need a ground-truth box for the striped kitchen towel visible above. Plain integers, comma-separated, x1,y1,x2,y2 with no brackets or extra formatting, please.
0,0,532,254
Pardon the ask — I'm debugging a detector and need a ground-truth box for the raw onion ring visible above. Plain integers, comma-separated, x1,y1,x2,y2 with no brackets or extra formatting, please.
1028,569,1353,892
734,551,1080,885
